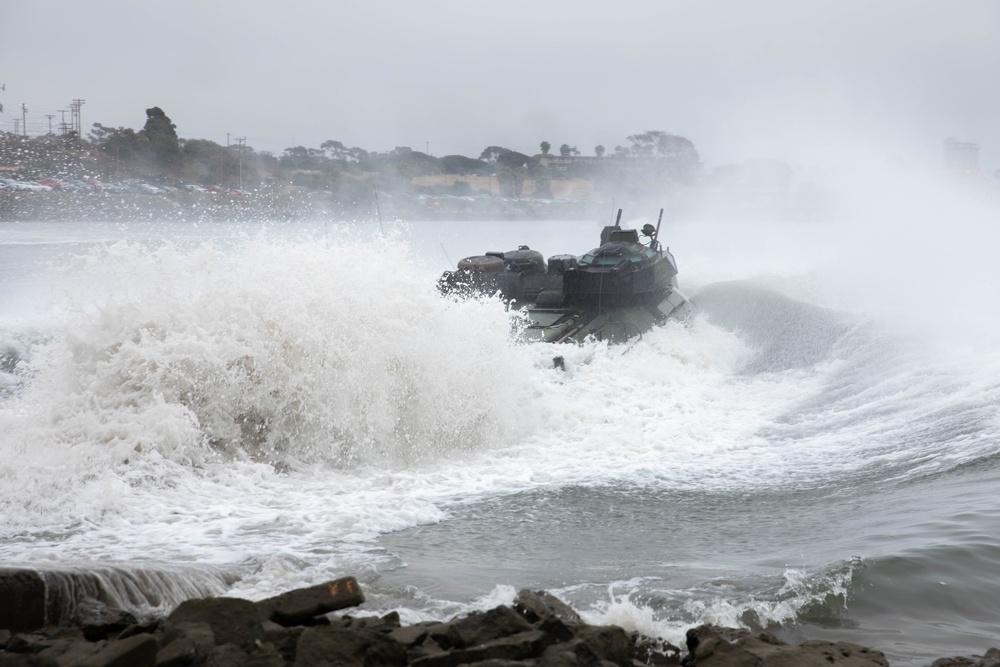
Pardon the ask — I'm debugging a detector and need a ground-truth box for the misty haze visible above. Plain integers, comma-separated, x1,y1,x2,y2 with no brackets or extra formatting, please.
2,3,1000,667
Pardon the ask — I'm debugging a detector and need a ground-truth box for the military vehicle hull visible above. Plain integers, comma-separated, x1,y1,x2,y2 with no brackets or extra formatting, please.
438,209,690,344
521,287,689,344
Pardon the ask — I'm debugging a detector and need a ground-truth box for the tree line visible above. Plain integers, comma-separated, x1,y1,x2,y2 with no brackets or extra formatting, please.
2,105,796,202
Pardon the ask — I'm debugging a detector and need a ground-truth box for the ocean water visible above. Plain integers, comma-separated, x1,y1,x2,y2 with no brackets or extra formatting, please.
1,194,999,665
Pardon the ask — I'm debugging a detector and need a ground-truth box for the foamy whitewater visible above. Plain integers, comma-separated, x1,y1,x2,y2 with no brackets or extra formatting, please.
2,190,1000,665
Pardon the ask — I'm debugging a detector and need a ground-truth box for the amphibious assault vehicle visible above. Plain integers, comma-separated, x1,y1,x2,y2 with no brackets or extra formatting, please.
438,209,690,343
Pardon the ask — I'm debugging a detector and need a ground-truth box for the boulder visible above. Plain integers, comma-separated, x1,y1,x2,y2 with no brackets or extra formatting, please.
242,642,286,667
514,589,583,626
155,620,217,667
32,633,157,667
4,628,85,655
538,637,611,667
0,655,61,666
446,605,535,648
261,621,304,665
202,643,248,667
410,628,555,667
930,648,1000,667
74,634,158,667
256,576,365,626
293,626,407,667
406,634,450,665
422,622,457,650
682,625,888,667
34,638,104,667
628,630,681,667
334,612,402,632
72,597,139,641
388,625,429,649
0,570,46,633
574,624,634,667
166,597,265,652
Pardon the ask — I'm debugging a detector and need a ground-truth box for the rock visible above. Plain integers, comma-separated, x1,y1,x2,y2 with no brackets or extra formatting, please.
682,633,759,667
388,625,429,648
167,597,265,653
537,615,575,643
685,625,751,655
628,630,681,667
293,626,407,667
410,629,555,667
243,642,286,667
931,648,1000,667
32,633,157,667
446,605,535,648
257,577,365,627
116,619,162,640
73,597,139,641
155,620,217,667
406,635,450,665
538,637,608,667
745,637,889,666
4,628,85,655
261,621,304,665
203,643,249,667
75,634,158,667
8,579,987,667
0,570,46,634
575,625,634,667
422,622,457,650
379,611,402,629
35,638,105,666
0,656,61,666
515,589,583,626
682,625,888,667
333,612,401,632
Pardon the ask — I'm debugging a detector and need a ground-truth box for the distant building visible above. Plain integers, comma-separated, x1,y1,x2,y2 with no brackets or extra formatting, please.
537,154,620,174
943,137,979,176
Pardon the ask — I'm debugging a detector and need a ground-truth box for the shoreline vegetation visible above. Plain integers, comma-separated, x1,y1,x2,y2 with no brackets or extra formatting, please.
1,106,836,223
1,570,995,667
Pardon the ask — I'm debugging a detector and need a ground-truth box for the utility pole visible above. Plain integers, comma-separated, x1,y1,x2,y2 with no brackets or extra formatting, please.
45,114,54,135
234,137,246,189
21,103,27,136
58,109,68,135
70,99,86,136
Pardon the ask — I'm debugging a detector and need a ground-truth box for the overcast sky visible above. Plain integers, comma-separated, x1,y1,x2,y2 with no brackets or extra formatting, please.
2,1,998,173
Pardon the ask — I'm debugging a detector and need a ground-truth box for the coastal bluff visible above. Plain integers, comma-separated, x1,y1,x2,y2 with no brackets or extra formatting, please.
0,569,995,666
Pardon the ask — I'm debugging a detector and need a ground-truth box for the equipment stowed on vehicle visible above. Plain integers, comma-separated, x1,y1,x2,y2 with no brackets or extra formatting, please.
438,208,691,344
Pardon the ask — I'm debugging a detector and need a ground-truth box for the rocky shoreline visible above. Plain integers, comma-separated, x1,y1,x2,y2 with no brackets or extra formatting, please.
1,570,998,667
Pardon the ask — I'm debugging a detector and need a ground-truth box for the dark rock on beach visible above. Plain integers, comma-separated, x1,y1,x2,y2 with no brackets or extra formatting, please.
928,647,1000,667
256,576,365,627
0,570,997,666
0,569,46,634
682,624,888,666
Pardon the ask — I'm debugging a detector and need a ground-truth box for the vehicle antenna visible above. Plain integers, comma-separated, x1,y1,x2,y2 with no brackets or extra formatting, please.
653,207,663,251
373,186,385,235
440,242,454,269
